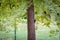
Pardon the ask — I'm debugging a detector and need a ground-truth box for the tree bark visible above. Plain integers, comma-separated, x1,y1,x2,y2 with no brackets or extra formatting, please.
27,1,36,40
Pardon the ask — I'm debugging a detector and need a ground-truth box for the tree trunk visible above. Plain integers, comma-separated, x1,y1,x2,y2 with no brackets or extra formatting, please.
27,1,36,40
14,27,16,40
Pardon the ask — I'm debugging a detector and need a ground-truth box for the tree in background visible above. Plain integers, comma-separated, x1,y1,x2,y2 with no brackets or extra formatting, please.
27,0,36,40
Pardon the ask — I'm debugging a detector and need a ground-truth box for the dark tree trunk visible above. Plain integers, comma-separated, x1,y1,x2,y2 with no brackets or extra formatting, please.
27,1,36,40
14,27,16,40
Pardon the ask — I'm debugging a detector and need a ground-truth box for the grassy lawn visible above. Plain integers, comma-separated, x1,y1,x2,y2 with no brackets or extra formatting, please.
0,23,60,40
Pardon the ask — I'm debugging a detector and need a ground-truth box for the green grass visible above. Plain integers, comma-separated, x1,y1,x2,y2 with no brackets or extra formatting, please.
0,23,60,40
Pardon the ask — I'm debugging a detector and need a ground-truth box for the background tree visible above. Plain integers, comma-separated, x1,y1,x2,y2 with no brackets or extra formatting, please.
27,0,36,40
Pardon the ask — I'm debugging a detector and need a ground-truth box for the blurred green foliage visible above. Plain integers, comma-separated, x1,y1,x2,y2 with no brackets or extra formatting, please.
0,0,60,35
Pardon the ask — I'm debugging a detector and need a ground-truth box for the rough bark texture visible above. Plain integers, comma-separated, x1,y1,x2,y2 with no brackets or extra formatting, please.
27,3,36,40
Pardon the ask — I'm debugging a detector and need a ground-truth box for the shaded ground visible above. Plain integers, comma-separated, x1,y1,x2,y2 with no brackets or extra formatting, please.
0,23,60,40
0,38,13,40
